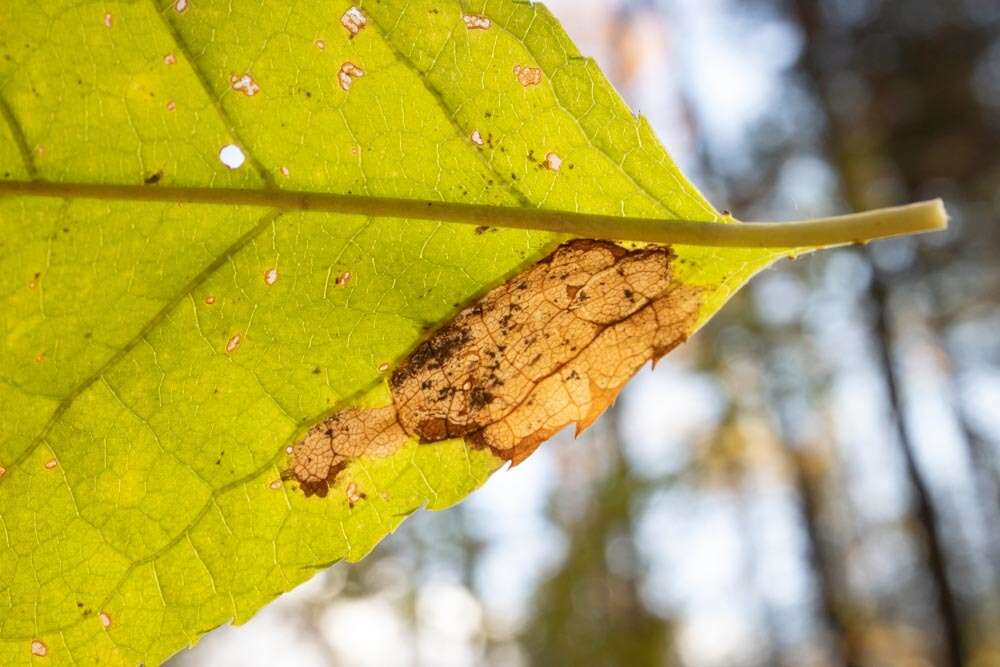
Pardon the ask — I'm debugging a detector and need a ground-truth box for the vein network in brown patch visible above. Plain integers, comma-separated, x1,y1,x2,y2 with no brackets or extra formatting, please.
286,240,703,497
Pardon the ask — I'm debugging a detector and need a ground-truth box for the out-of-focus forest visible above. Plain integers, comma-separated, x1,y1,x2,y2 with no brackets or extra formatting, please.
172,1,1000,665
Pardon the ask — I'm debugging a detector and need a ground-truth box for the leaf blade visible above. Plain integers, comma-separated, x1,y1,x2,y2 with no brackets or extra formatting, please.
0,1,788,663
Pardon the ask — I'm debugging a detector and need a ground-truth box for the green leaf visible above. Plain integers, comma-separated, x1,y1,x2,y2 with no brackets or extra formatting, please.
0,1,943,664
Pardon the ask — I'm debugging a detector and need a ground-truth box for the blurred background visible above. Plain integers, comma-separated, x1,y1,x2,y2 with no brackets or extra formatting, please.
171,0,1000,665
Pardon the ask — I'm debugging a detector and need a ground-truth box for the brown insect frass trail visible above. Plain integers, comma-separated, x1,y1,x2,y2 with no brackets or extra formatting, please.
285,240,704,497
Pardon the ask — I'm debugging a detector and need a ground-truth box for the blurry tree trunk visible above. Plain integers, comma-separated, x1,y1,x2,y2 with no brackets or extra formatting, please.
763,360,863,667
868,272,966,667
923,268,1000,587
788,445,861,667
788,2,968,664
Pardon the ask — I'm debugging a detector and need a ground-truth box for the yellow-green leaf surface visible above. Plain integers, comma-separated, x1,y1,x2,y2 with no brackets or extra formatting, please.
0,1,791,663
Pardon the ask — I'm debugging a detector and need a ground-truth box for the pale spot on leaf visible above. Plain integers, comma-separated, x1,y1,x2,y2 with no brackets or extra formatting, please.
0,465,7,478
269,479,282,490
338,62,364,91
225,334,241,354
264,268,278,285
175,0,188,14
378,362,390,373
30,640,47,657
335,271,352,286
204,295,216,305
165,100,176,111
341,7,367,36
463,14,492,30
34,352,45,364
346,481,366,508
315,39,326,50
280,166,290,177
163,53,177,65
470,130,485,146
99,612,111,629
544,152,562,171
219,144,245,169
103,12,113,28
513,64,542,87
44,458,58,470
230,73,261,97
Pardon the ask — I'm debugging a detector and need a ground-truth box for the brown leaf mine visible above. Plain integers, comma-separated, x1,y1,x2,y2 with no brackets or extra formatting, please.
286,240,703,496
284,405,405,498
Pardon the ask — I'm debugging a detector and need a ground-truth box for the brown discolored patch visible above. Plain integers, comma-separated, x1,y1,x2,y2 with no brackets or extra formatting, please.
338,62,364,91
284,240,703,494
513,64,542,87
284,405,406,498
463,14,492,30
341,7,367,35
230,73,261,97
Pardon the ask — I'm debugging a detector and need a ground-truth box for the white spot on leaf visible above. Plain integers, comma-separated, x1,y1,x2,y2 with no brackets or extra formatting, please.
165,100,176,111
99,612,111,629
163,53,177,65
31,640,47,657
513,64,542,87
315,39,326,50
341,7,367,35
280,166,290,177
44,458,58,470
230,74,261,97
225,334,241,354
338,62,364,91
470,130,484,146
175,0,188,14
219,144,245,169
544,152,562,171
103,12,113,28
264,268,278,285
269,479,282,490
378,362,390,373
463,14,492,30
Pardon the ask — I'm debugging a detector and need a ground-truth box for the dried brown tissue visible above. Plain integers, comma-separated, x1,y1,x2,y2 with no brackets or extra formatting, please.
285,240,704,498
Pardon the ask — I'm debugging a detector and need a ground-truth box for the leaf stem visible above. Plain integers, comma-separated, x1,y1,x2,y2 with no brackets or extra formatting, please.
0,180,947,248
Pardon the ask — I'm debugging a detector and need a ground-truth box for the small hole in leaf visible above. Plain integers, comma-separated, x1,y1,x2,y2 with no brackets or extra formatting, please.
219,144,246,169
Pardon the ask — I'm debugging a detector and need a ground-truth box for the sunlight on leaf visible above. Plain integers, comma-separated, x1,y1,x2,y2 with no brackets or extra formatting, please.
0,1,941,663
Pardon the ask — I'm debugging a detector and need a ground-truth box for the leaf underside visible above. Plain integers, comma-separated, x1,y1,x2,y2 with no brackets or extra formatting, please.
0,1,792,663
